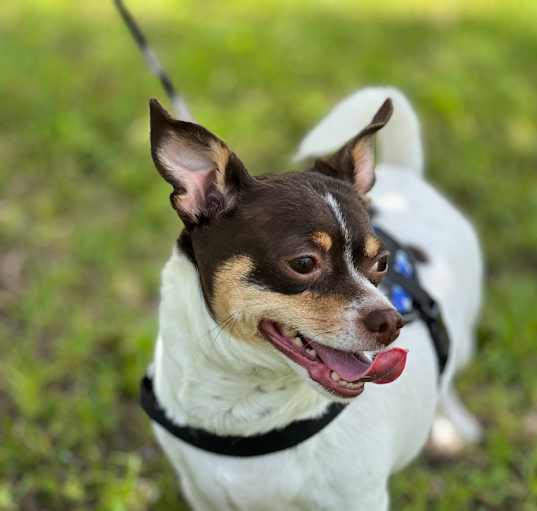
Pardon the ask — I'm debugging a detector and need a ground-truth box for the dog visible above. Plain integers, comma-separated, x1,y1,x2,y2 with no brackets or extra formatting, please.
145,86,483,510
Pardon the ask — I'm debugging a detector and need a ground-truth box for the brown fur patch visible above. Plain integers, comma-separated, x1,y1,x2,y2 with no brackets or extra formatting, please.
312,231,332,252
212,255,348,343
365,235,381,258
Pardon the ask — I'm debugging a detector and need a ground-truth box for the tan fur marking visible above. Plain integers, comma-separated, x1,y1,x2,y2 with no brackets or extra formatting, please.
351,138,375,193
351,139,367,162
212,255,347,343
210,140,231,191
351,139,372,172
212,255,254,329
365,235,381,258
312,231,333,252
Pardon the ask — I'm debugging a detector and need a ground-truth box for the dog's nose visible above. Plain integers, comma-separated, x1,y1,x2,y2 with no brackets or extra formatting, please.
363,309,404,345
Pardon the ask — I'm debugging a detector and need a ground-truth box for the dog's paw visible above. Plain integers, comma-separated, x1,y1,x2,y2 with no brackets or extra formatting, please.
441,388,483,444
427,408,482,458
427,416,466,457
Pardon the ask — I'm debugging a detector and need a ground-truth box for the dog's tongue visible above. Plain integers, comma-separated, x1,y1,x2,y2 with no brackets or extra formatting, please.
309,342,408,384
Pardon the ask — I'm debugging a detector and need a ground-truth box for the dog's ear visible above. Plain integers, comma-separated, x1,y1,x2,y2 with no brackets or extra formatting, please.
149,98,253,226
312,98,393,194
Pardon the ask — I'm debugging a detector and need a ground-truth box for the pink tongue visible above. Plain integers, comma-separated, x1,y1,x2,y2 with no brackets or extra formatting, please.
311,343,369,381
310,342,408,384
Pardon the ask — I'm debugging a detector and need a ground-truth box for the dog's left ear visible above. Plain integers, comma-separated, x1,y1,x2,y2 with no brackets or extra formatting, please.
312,98,393,194
149,98,254,226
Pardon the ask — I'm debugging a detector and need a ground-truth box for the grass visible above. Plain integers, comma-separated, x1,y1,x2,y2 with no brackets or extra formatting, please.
1,0,536,509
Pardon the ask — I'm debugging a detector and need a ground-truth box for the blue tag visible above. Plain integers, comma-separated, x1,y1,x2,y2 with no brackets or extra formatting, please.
394,250,414,279
391,284,413,314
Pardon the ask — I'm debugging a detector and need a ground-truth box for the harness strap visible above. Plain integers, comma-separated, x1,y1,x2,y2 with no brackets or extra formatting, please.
385,272,450,374
374,226,450,375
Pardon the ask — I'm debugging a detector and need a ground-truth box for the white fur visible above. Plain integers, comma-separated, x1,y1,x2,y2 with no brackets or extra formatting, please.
325,192,361,284
151,87,483,510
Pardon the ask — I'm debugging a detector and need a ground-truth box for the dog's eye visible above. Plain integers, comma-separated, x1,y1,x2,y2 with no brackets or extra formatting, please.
288,256,317,275
372,253,389,273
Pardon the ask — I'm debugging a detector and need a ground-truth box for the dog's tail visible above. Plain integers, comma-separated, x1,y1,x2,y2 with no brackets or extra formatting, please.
294,87,424,176
114,0,194,121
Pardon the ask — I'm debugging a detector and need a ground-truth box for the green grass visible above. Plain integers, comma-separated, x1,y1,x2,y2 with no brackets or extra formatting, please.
1,1,537,509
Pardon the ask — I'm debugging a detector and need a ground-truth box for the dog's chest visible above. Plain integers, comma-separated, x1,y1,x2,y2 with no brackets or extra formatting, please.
153,336,437,511
155,422,395,511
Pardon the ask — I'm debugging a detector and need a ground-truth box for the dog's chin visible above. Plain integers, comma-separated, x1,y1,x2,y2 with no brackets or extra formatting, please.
258,319,408,400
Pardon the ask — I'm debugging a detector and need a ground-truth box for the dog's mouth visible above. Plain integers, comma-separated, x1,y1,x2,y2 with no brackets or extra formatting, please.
258,320,407,399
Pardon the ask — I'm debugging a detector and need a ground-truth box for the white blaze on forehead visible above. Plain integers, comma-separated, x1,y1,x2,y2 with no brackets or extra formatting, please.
325,193,361,284
324,193,393,311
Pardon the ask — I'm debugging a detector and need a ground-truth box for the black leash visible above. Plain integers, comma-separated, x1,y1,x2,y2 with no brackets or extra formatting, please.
114,0,193,121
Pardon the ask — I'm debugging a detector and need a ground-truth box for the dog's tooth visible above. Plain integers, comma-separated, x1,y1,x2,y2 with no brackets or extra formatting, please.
348,382,360,389
330,371,340,382
306,348,317,358
282,326,297,338
358,351,372,364
292,337,303,348
340,380,349,388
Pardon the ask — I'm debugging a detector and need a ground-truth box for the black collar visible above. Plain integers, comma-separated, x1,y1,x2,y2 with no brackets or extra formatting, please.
140,375,346,457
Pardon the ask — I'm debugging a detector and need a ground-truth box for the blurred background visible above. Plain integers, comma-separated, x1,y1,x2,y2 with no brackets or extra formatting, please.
1,0,536,509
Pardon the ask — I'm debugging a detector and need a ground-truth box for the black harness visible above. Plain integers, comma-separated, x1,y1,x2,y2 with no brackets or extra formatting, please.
140,227,450,457
375,227,451,375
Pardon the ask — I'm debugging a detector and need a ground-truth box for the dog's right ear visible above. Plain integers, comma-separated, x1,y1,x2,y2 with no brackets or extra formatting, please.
149,98,253,226
310,99,393,195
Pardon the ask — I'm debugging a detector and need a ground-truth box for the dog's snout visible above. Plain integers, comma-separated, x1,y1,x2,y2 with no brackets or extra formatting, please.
363,309,404,345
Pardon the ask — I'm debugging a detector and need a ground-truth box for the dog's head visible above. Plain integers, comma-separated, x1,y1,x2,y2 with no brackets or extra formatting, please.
149,98,407,400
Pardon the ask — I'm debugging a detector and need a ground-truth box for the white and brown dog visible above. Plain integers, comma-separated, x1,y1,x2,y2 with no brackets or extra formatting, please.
146,86,483,511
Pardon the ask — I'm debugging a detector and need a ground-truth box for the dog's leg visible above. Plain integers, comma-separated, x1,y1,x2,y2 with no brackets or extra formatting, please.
428,386,482,456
